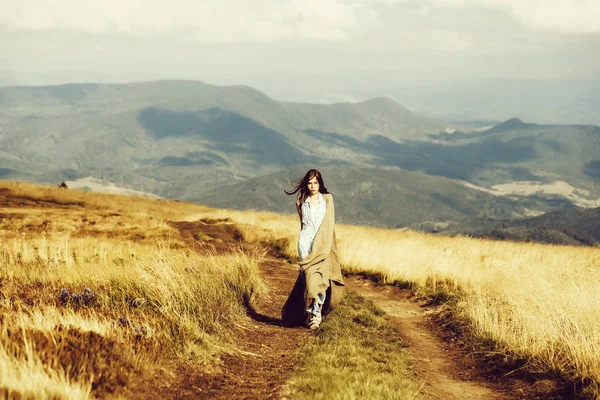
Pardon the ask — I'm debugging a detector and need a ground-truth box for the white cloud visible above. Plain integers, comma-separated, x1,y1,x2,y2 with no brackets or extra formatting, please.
429,0,600,33
415,5,430,16
389,28,473,51
2,0,596,47
0,0,377,42
349,0,600,33
507,0,600,34
423,29,473,51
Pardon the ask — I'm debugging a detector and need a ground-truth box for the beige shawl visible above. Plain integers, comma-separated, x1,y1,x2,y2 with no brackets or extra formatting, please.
281,193,345,326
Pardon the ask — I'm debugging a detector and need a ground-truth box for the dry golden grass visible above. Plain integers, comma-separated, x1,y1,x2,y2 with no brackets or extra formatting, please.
198,207,600,393
4,180,600,396
0,181,264,398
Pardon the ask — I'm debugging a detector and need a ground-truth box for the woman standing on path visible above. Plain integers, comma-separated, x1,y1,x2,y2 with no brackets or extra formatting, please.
282,169,344,329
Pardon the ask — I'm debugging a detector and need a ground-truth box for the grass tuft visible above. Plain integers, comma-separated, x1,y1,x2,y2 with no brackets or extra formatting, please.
283,292,424,399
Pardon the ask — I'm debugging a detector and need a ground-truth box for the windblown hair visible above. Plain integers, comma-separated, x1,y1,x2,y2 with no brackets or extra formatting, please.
285,169,330,204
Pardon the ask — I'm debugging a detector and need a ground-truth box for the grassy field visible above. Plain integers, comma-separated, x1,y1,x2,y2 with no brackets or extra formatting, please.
3,180,600,397
0,182,265,398
194,206,600,396
0,181,426,399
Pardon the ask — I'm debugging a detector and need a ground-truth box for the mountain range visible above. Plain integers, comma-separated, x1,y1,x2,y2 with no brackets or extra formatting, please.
433,207,600,246
1,80,598,238
0,81,443,192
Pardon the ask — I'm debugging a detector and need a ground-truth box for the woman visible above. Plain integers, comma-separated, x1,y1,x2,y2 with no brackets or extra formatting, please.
282,169,344,329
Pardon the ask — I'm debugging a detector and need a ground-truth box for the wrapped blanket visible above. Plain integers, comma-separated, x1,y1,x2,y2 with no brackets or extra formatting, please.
282,193,345,326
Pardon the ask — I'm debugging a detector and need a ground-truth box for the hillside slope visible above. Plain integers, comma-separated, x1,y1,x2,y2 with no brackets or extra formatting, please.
436,207,600,246
190,165,535,227
1,81,599,226
0,80,445,194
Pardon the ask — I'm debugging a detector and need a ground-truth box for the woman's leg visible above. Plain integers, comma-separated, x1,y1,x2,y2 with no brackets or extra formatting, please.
304,261,330,329
305,292,326,329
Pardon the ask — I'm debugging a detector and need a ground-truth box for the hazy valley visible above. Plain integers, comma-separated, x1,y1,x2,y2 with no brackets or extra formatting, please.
1,80,599,243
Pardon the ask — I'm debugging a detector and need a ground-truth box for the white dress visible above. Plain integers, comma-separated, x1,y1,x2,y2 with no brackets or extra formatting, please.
298,193,327,261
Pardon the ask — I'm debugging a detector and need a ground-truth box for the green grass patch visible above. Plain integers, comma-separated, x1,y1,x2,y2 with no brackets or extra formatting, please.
283,291,424,399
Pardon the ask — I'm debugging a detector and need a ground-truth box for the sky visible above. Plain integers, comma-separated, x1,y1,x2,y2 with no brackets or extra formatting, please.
1,0,600,105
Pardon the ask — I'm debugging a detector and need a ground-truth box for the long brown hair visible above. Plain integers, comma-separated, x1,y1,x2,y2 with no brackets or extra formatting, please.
285,169,330,204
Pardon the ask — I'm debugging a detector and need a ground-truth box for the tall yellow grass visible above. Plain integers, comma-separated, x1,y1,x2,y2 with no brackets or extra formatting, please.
0,234,264,397
4,180,600,394
0,343,92,400
0,182,264,398
199,208,600,390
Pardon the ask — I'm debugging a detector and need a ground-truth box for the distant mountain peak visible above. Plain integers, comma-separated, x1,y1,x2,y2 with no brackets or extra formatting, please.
357,97,411,113
485,117,533,134
504,117,525,124
364,96,395,103
361,96,399,106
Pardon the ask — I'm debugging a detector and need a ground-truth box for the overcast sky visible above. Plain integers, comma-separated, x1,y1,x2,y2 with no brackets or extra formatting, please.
1,0,599,102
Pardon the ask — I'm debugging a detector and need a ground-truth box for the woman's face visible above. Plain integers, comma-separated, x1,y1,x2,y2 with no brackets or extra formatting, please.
307,176,320,196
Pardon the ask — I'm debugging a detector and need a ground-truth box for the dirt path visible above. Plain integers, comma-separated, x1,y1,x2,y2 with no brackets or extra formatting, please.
170,220,312,399
171,219,512,399
346,276,509,399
